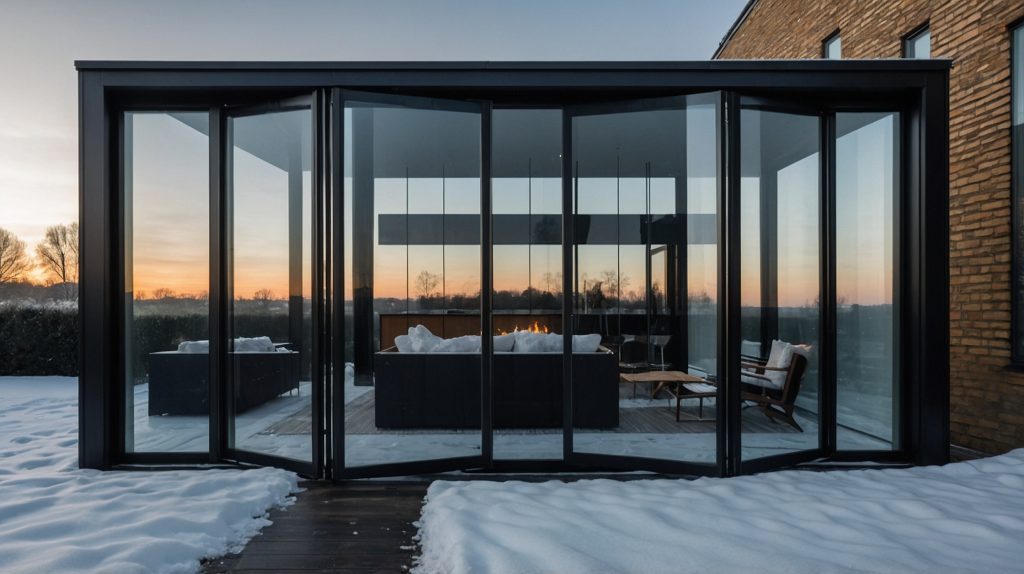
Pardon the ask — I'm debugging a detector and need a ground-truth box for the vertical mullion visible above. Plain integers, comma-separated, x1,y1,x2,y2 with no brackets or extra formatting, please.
480,101,493,464
561,109,574,461
311,90,324,477
331,89,345,477
208,105,223,462
721,92,742,477
221,109,236,454
821,112,838,456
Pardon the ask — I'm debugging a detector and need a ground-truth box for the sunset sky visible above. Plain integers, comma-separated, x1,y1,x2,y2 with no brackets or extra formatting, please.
0,0,901,310
0,0,744,273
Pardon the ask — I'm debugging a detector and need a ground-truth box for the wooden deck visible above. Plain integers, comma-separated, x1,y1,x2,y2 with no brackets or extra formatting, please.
202,481,428,574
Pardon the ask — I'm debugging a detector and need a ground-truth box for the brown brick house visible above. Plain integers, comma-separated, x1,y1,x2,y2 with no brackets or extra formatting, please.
716,0,1024,454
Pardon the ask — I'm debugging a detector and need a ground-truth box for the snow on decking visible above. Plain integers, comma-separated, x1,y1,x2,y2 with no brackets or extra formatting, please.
414,451,1024,574
0,377,298,574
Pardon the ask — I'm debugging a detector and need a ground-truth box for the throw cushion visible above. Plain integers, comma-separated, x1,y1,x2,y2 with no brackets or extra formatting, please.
572,333,602,353
394,334,414,353
409,324,444,353
494,333,516,352
433,335,482,353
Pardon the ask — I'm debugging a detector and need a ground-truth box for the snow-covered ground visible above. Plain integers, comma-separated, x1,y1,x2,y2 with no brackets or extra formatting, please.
0,377,298,574
414,451,1024,574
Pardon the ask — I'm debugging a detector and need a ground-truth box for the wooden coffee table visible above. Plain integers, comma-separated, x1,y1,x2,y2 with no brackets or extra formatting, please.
619,371,717,420
618,368,716,419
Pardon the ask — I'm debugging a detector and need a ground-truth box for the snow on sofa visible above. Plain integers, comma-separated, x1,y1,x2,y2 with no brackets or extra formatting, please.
148,336,300,416
373,325,618,430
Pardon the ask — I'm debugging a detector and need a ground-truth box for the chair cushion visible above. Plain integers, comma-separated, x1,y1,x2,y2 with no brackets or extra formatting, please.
763,339,795,388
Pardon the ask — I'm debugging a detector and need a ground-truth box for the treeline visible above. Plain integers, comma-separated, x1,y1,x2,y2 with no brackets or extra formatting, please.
0,223,79,300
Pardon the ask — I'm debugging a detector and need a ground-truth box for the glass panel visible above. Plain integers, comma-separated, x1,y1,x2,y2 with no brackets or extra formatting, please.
687,101,719,376
824,34,842,59
491,109,563,460
739,104,821,460
571,95,719,466
1013,25,1024,361
123,111,209,453
343,98,482,468
905,28,930,59
228,107,313,462
836,112,899,450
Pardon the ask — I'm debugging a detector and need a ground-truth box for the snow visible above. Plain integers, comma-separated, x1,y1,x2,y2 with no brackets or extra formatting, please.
414,451,1024,574
0,376,299,574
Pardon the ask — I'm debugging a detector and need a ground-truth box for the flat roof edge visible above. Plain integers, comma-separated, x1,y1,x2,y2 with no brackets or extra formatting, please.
74,59,954,72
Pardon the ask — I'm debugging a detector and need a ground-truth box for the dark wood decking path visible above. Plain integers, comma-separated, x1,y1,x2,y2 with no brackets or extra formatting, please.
202,481,429,574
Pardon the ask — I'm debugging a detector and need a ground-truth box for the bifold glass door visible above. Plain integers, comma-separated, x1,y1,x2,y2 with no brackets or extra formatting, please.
736,98,826,469
337,90,487,476
566,94,721,473
325,92,898,478
224,97,320,472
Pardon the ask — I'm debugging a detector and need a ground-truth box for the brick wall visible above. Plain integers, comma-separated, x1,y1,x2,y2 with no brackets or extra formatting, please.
718,0,1024,453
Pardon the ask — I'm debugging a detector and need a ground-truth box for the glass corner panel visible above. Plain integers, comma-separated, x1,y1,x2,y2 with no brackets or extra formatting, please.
835,113,900,451
123,111,210,453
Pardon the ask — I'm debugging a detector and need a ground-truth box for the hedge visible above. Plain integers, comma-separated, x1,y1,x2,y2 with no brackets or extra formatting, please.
0,305,78,376
0,305,313,380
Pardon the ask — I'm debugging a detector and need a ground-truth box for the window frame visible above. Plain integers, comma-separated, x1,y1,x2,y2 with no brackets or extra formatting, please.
822,30,842,59
902,23,931,59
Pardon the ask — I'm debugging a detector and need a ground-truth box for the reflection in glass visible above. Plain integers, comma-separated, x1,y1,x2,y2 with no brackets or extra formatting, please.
344,99,483,468
228,107,313,462
571,95,719,465
739,106,820,460
123,111,209,453
491,109,563,460
836,112,899,450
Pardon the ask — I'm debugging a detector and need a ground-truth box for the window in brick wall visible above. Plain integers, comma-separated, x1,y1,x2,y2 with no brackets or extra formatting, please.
1013,23,1024,362
823,31,842,59
904,25,930,59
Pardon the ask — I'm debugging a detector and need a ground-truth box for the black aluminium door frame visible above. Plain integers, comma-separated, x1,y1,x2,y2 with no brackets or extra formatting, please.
562,94,723,476
330,89,491,479
220,93,324,477
732,95,831,474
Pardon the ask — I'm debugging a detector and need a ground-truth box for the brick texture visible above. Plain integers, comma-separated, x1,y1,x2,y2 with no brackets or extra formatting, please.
718,0,1024,454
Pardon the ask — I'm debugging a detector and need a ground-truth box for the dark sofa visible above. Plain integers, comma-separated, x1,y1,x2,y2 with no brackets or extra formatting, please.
373,349,619,429
148,351,300,416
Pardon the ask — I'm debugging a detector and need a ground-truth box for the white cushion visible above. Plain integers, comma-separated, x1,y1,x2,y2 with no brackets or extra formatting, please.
433,335,481,353
234,336,276,353
493,333,515,352
742,372,783,390
177,340,208,353
513,331,546,353
394,334,414,353
572,333,602,353
409,324,443,353
761,339,794,389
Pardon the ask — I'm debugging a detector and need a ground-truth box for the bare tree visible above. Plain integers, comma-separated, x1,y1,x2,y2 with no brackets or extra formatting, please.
36,222,79,299
253,288,274,304
414,270,440,299
0,227,30,284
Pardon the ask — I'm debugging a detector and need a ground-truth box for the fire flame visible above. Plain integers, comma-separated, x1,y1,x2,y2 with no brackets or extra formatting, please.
497,320,550,336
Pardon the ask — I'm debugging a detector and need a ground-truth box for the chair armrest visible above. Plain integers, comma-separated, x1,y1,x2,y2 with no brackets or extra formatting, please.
742,371,773,383
741,362,788,372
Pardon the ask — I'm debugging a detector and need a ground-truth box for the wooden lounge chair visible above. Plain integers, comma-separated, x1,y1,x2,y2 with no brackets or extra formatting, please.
740,344,808,432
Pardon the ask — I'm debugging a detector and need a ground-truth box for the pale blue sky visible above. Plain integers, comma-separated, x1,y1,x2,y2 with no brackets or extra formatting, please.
0,0,745,257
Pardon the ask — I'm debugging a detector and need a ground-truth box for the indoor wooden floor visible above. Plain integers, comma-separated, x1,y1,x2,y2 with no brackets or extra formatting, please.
202,481,427,574
266,384,794,436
